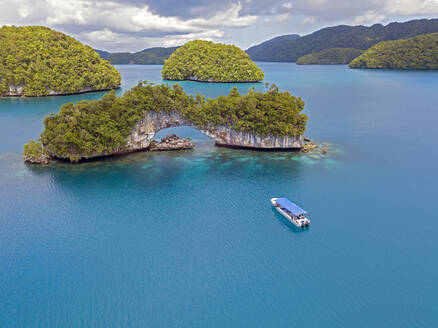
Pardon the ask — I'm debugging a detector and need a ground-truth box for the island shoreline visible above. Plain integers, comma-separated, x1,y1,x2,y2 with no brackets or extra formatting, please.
1,86,121,98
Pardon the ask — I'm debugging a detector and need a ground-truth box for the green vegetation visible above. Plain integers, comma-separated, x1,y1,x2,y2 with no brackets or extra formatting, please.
95,47,178,65
296,48,363,65
246,18,438,62
162,40,264,82
0,26,121,97
349,33,438,69
185,85,306,136
26,83,306,162
23,140,46,158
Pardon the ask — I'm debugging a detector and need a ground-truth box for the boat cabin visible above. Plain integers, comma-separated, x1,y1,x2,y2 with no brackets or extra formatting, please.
271,197,311,228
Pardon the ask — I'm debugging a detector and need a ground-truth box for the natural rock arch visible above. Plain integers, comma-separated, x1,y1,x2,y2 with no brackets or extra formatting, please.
123,110,303,153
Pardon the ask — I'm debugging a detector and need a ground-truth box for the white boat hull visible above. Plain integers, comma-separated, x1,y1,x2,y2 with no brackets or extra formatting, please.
270,198,310,228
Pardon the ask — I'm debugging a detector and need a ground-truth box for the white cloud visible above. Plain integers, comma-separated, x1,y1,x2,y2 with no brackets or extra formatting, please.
384,0,438,15
188,2,257,27
1,0,438,51
264,14,290,22
291,0,438,25
0,0,257,51
354,10,386,24
302,17,316,24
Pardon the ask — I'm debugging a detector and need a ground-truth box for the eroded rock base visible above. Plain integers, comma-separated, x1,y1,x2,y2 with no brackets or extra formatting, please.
149,134,194,151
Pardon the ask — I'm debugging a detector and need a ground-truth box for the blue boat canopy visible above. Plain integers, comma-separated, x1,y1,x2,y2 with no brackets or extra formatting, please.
276,198,308,216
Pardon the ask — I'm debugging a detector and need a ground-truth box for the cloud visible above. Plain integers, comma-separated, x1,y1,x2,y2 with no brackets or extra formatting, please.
302,17,316,24
0,0,438,51
0,0,256,51
290,0,438,25
354,10,386,24
264,14,290,23
385,0,438,15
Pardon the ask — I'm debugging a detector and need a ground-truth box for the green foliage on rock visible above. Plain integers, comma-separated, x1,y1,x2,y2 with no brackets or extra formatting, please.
0,26,121,97
296,48,364,65
29,82,306,162
184,85,307,137
39,83,194,162
23,139,50,164
23,140,45,158
349,33,438,69
162,40,264,82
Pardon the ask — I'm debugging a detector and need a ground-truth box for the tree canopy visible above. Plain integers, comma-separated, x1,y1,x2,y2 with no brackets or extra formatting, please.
349,33,438,69
24,83,306,162
296,48,364,65
162,40,264,82
0,26,121,96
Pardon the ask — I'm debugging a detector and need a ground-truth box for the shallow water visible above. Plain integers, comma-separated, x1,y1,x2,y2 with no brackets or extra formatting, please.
1,64,438,327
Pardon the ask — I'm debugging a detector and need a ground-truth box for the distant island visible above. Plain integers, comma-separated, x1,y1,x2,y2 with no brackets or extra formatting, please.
95,47,178,65
246,18,438,64
23,83,307,163
297,48,364,65
0,26,121,97
161,40,264,82
349,33,438,69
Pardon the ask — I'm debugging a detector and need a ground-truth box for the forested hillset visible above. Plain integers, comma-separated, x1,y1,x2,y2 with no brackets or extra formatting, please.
246,18,438,65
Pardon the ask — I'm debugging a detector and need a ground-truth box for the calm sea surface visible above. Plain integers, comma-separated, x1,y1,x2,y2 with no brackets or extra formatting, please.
1,64,438,327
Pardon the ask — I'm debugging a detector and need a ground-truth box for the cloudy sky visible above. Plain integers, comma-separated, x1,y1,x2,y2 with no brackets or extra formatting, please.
0,0,437,52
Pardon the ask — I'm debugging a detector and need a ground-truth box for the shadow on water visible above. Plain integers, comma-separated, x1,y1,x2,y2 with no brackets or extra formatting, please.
270,208,309,234
21,144,319,193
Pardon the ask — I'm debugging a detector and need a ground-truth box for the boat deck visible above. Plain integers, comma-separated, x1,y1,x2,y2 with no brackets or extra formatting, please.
271,197,310,228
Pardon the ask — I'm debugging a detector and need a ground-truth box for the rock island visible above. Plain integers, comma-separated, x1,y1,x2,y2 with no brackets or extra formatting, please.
161,40,264,82
23,83,307,164
0,26,121,97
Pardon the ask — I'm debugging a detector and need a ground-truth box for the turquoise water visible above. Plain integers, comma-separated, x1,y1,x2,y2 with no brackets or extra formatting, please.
1,64,438,327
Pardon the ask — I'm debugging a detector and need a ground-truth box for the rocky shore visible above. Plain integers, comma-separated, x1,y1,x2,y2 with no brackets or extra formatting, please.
23,134,326,165
23,134,194,164
301,137,327,154
149,134,194,151
4,85,117,97
22,152,51,165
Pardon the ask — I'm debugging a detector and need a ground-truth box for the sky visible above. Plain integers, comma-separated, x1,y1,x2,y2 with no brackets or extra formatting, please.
0,0,437,52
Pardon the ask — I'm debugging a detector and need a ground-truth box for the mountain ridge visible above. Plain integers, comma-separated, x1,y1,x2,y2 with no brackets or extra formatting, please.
95,47,178,65
246,18,438,62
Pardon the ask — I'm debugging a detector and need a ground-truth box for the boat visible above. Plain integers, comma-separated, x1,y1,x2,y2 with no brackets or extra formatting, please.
270,197,310,228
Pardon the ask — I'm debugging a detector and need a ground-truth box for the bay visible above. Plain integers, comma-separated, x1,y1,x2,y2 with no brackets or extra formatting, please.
1,63,438,327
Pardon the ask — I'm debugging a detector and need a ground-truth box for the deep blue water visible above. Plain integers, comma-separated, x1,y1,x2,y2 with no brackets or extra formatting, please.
1,64,438,327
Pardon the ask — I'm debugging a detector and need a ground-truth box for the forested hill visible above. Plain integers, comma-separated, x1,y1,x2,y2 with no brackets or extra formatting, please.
245,34,300,61
246,19,438,62
349,33,438,69
296,48,364,65
161,40,264,82
95,47,178,64
0,26,120,97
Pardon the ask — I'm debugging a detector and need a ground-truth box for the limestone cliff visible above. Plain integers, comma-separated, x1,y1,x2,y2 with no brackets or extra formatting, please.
149,134,194,151
124,110,303,154
5,85,113,97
